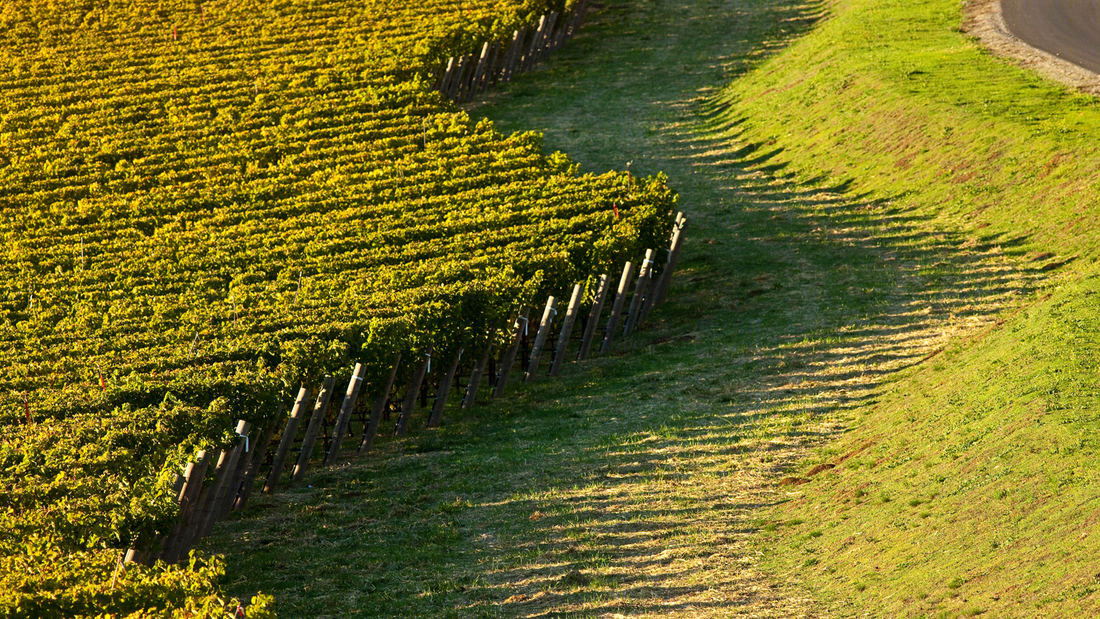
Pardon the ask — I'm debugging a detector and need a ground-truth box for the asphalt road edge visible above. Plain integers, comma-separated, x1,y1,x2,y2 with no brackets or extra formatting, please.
964,0,1100,96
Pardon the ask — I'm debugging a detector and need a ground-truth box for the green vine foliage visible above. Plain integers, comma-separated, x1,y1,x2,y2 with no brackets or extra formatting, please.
0,0,674,614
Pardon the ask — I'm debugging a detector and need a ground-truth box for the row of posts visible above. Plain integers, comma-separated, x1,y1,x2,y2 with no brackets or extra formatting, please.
126,210,687,565
436,0,591,102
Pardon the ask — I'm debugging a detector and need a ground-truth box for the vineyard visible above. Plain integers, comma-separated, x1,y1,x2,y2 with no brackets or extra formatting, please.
0,0,674,615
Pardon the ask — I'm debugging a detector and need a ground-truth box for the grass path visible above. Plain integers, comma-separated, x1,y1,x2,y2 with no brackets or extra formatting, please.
204,1,1044,615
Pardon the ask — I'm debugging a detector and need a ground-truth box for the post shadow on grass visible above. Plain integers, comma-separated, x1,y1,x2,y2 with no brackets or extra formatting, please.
455,168,1052,617
455,90,1053,619
207,0,1055,614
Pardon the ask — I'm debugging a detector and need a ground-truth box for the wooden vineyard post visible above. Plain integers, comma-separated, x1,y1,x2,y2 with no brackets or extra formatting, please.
453,54,473,101
539,12,559,58
359,353,401,454
641,214,682,320
488,42,505,84
601,261,636,353
440,57,457,98
426,348,463,428
543,11,562,52
625,248,656,336
234,411,277,511
395,349,432,436
324,363,368,466
523,15,548,71
577,274,610,360
502,29,524,82
221,419,254,516
202,420,250,534
185,448,228,546
462,337,494,408
654,213,688,307
462,51,479,101
550,284,583,377
566,0,591,39
552,8,571,49
291,376,336,483
446,55,466,100
493,309,529,398
124,547,145,565
161,450,211,563
471,42,491,94
263,386,310,493
453,55,468,102
524,296,557,382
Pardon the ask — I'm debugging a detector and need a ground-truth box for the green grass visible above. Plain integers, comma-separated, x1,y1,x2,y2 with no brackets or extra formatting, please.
766,272,1100,614
715,0,1100,614
203,0,1100,615
720,0,1100,262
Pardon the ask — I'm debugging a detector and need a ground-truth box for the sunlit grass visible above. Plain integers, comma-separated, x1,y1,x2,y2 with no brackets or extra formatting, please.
202,0,1100,615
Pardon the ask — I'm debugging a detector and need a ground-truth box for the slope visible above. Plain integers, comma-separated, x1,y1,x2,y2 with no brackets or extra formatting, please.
717,0,1100,614
205,0,1079,615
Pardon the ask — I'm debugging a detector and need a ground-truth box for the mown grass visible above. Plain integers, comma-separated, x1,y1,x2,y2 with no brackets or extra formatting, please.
204,0,1100,615
716,0,1100,614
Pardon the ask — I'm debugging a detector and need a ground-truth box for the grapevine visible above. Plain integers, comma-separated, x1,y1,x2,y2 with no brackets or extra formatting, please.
0,0,675,615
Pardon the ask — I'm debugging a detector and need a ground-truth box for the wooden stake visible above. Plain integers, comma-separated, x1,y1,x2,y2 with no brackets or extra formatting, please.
525,296,557,382
550,284,583,376
472,42,491,94
220,419,253,515
539,12,559,58
359,353,401,454
625,248,656,336
439,57,457,97
552,8,570,49
577,274,610,360
160,450,211,562
395,349,432,436
324,363,368,466
502,29,524,82
654,214,688,306
206,420,250,530
426,348,463,428
291,376,336,483
566,0,591,39
447,55,467,100
189,448,228,543
543,11,561,52
493,309,530,398
263,386,310,494
458,53,478,102
601,261,636,353
488,41,505,85
235,411,278,511
462,337,495,408
640,218,679,321
523,15,548,71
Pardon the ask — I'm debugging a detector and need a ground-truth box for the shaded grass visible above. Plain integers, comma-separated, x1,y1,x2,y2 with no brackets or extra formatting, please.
714,0,1100,614
199,0,1094,615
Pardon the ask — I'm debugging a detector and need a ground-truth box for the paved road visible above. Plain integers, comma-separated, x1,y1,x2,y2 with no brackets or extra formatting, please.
1001,0,1100,74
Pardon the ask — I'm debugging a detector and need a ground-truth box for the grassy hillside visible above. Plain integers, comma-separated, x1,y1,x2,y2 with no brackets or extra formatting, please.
716,0,1100,614
205,0,1100,615
719,0,1100,262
